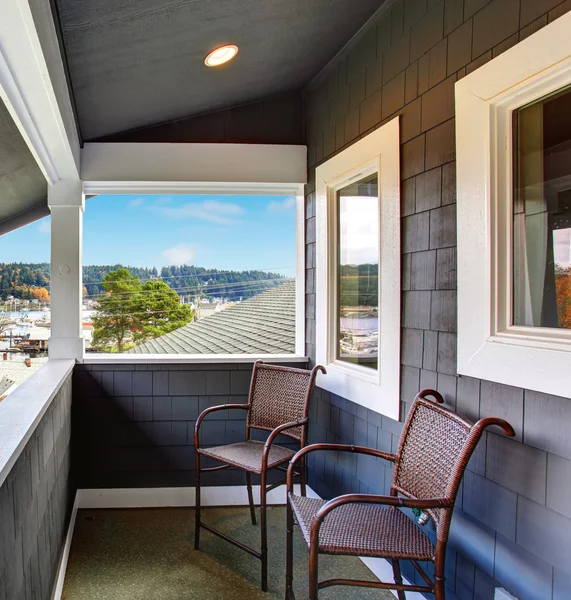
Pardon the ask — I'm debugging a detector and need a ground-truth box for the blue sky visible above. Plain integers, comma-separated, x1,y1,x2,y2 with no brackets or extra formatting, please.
0,195,297,276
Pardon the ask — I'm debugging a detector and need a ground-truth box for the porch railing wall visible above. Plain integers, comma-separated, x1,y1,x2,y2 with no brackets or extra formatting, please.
0,366,73,599
72,361,307,490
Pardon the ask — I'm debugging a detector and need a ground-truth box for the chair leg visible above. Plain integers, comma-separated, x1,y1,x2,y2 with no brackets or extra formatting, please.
434,578,445,600
194,450,201,550
299,456,307,497
308,543,319,600
285,499,295,600
391,559,406,600
434,559,446,600
246,471,257,525
260,471,268,592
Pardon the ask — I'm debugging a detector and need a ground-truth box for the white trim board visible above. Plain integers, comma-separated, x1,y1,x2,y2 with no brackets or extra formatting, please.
50,494,79,600
361,557,425,600
81,143,307,186
315,117,401,420
0,0,79,182
56,485,419,600
81,354,309,365
76,484,319,509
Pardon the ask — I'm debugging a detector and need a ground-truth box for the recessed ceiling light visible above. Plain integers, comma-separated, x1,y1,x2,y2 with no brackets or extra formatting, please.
204,45,239,67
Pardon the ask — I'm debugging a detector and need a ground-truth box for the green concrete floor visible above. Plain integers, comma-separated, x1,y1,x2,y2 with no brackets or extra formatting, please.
62,506,395,600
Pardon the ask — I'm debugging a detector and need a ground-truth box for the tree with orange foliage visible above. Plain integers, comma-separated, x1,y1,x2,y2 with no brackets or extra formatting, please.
32,287,50,302
555,267,571,329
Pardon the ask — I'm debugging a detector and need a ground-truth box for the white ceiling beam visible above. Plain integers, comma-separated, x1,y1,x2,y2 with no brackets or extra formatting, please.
0,0,80,184
81,142,308,193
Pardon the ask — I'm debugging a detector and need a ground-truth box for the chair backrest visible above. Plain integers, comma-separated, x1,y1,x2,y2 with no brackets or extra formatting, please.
391,390,514,542
246,361,323,443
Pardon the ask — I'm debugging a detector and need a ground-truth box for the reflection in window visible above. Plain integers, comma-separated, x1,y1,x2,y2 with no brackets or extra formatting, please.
337,175,379,368
514,86,571,329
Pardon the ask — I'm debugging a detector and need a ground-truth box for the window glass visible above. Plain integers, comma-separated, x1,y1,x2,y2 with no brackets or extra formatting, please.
337,175,379,368
83,194,297,354
513,86,571,329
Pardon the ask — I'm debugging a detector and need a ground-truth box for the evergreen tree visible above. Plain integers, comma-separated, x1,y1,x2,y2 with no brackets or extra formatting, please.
92,269,193,352
133,280,193,343
92,269,142,352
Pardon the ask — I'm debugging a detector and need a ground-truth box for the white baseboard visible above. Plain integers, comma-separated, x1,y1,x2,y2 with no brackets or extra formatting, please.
360,557,426,600
76,484,319,509
53,485,424,600
51,494,79,600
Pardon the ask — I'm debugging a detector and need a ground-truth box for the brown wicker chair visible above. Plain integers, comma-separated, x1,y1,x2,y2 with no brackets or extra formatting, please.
194,359,325,591
285,388,515,600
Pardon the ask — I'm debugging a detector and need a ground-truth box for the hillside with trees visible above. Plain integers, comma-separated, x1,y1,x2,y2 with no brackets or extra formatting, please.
0,263,50,301
0,263,287,301
339,263,379,307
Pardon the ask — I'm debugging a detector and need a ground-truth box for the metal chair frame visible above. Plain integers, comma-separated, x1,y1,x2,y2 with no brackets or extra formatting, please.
194,360,325,591
285,389,515,600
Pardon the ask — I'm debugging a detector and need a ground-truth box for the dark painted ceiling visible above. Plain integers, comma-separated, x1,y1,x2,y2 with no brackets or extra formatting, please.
55,0,385,140
0,99,48,233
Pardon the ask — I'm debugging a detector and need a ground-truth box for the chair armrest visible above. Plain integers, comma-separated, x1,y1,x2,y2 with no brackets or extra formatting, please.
308,493,454,545
194,404,249,448
286,443,397,491
261,418,308,469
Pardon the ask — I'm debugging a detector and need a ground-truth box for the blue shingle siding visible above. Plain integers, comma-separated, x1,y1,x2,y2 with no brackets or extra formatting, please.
72,362,307,490
303,1,571,598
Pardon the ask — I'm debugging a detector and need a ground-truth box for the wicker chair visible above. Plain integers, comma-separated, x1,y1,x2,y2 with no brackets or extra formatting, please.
285,389,515,599
194,360,325,591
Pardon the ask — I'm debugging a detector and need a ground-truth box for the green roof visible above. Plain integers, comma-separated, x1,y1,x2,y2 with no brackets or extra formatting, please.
129,280,295,355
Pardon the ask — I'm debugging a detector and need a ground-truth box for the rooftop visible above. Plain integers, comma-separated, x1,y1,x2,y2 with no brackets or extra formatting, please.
0,356,49,398
130,281,295,355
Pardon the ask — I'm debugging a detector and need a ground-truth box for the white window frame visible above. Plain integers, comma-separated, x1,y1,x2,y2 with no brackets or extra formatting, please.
80,142,307,363
315,117,400,420
456,11,571,398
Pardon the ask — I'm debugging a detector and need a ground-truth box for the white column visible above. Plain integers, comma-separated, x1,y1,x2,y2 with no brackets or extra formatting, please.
48,181,84,360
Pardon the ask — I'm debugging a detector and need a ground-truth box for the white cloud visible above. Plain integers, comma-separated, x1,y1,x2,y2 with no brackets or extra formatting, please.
268,197,296,212
37,218,50,234
127,198,144,208
154,200,244,225
339,196,379,265
161,244,195,265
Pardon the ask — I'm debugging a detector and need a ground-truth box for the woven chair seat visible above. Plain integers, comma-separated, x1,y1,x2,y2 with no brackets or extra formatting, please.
199,440,295,474
289,493,435,561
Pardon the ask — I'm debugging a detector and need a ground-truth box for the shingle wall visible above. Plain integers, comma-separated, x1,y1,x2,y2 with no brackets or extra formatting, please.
303,1,571,599
72,362,307,489
94,92,304,145
0,372,73,600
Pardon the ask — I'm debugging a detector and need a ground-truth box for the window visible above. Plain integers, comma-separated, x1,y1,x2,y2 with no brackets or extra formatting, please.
315,118,400,420
456,11,571,398
82,192,305,357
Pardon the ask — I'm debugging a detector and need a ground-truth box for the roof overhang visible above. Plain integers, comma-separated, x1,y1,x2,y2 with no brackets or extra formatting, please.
0,0,81,234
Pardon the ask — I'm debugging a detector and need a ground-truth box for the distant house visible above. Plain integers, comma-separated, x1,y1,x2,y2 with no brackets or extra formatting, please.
130,280,295,355
21,327,50,352
194,300,223,320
